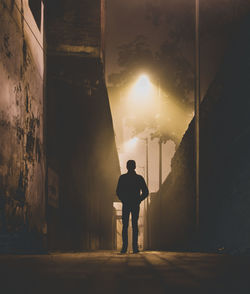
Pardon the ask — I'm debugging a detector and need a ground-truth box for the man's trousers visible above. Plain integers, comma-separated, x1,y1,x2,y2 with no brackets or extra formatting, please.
121,203,140,252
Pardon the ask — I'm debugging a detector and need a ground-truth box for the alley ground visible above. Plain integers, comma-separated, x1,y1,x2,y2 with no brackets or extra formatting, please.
0,251,250,294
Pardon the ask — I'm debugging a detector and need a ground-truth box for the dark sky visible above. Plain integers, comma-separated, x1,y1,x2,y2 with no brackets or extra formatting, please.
106,0,250,97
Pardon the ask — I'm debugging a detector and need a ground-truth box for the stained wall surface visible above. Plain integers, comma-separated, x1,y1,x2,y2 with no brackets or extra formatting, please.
0,0,46,251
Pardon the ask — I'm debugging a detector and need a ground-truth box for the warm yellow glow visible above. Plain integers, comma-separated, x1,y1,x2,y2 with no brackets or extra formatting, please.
133,74,151,96
127,74,155,112
124,137,138,151
115,73,192,146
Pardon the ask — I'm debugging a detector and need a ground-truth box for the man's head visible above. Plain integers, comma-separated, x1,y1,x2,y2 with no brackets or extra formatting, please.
126,160,136,172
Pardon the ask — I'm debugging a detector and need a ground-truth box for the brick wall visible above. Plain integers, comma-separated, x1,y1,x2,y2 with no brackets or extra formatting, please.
46,0,102,57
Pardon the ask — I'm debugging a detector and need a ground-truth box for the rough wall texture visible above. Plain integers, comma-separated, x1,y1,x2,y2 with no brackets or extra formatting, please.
150,16,250,253
46,0,120,250
0,0,46,251
46,0,104,58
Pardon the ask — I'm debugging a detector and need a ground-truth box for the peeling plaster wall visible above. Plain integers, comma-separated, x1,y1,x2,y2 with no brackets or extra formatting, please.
0,0,46,250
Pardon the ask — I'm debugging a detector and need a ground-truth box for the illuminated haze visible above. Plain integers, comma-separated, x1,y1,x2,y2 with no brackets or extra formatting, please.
106,0,250,191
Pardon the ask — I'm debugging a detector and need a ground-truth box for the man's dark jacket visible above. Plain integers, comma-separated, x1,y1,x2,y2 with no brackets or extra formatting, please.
116,171,149,205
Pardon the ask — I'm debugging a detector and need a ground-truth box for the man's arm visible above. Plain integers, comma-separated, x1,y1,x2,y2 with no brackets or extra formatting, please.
140,176,149,201
116,176,123,202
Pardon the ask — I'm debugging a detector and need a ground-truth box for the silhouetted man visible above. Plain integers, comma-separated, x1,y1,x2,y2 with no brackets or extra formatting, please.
116,160,149,253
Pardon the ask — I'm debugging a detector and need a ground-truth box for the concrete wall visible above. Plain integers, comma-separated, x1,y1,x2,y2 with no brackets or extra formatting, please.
150,16,250,253
0,0,46,251
46,0,120,250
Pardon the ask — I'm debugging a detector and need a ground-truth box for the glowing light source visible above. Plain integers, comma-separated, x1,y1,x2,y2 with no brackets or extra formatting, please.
132,74,152,97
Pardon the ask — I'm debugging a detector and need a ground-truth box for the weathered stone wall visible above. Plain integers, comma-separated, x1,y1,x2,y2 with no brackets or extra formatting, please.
0,0,46,251
46,0,120,250
150,16,250,253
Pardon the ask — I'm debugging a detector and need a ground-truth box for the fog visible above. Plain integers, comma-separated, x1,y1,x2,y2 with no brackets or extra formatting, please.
106,0,250,192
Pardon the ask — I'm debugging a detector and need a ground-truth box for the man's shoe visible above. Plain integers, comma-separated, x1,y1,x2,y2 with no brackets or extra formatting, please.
120,249,127,254
133,249,139,254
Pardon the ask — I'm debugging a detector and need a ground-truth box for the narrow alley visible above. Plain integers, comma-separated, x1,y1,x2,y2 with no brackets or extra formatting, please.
1,1,250,293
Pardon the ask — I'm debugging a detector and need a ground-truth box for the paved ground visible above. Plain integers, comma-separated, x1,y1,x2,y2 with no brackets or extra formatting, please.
0,251,250,294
